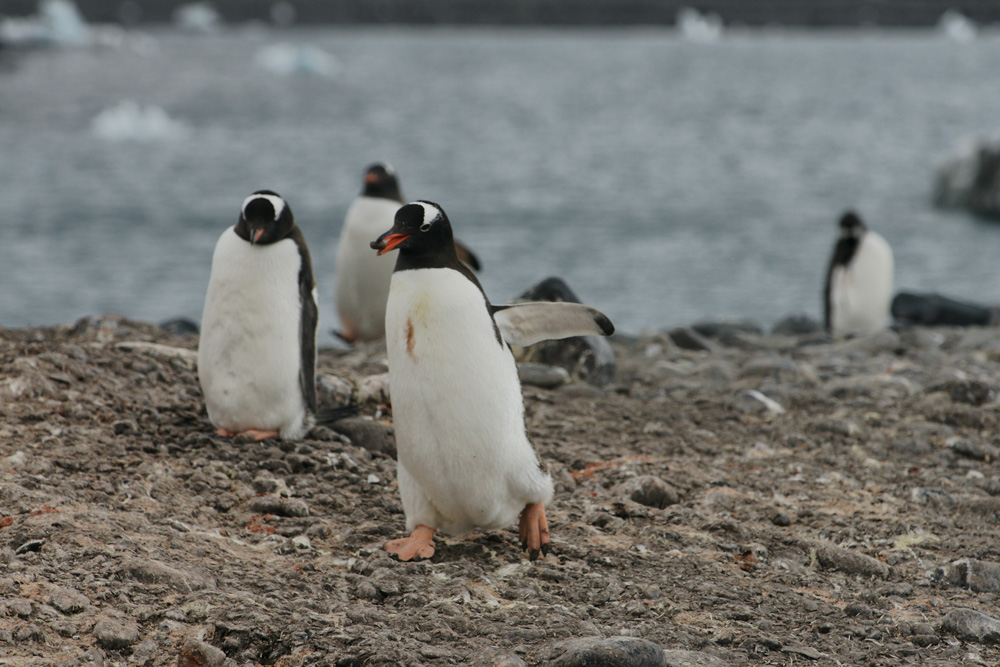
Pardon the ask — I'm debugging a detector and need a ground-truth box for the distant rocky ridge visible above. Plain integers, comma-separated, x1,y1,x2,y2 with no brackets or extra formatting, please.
3,0,1000,27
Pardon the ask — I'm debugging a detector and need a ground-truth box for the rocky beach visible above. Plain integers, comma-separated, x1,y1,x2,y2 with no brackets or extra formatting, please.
3,314,1000,666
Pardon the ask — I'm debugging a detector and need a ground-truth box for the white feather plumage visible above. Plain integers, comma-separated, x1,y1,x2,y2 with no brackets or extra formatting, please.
386,267,554,536
198,227,313,440
829,229,894,335
334,196,401,341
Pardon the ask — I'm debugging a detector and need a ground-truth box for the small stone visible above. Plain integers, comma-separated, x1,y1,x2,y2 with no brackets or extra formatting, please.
291,535,311,550
843,602,873,618
517,363,569,389
667,327,717,352
940,608,1000,644
812,541,890,579
950,438,1000,461
246,496,310,518
770,512,791,527
316,373,354,405
912,633,940,647
620,475,679,509
357,373,390,404
178,637,227,667
781,645,825,660
883,582,913,597
938,379,991,406
759,636,782,651
931,558,1000,593
93,617,139,650
1,450,28,469
332,418,396,458
8,598,33,618
112,419,138,435
543,636,725,666
49,585,90,614
14,623,44,642
122,558,216,591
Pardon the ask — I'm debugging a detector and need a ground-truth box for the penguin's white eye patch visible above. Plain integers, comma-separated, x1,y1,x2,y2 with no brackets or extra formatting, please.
242,193,285,221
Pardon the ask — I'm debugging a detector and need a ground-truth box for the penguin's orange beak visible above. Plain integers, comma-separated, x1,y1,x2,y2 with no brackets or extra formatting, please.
371,232,411,256
251,228,265,244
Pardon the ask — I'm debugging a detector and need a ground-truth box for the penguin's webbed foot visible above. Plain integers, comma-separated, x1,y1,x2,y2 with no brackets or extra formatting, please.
518,502,551,561
385,525,436,561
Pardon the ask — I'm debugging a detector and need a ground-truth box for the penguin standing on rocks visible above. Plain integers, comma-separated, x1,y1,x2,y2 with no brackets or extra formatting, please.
333,163,480,343
824,211,894,336
198,190,326,441
371,201,614,561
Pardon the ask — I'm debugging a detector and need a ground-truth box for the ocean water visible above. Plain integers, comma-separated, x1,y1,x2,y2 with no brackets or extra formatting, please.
2,25,999,343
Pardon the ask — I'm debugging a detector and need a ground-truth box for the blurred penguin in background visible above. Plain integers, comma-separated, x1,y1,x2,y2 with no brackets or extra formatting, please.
333,163,481,344
824,211,894,336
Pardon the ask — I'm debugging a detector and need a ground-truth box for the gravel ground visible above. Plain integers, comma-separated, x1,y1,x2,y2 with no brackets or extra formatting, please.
3,314,1000,666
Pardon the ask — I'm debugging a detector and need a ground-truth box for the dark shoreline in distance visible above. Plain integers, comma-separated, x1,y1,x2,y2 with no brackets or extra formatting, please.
3,0,1000,28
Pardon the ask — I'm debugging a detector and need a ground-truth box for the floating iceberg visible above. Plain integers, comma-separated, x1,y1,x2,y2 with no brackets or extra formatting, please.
173,2,222,33
1,0,91,47
255,43,340,78
676,7,723,43
91,101,190,143
937,9,977,43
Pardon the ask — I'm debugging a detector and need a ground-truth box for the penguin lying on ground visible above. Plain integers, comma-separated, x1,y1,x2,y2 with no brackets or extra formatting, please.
824,211,894,336
198,190,351,441
371,201,614,561
333,163,480,343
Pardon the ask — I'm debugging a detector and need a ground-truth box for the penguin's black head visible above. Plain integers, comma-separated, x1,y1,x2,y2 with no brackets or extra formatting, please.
361,162,404,202
236,190,295,246
838,211,867,239
371,201,454,257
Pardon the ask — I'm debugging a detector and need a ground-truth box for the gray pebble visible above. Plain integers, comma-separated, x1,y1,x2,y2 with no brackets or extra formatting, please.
770,512,791,526
939,608,1000,644
332,417,396,458
122,557,216,591
544,635,726,667
517,362,569,389
931,558,1000,593
246,496,310,518
667,327,717,353
843,601,873,618
7,598,33,618
179,637,227,667
92,617,139,650
49,585,89,614
619,475,679,509
812,541,889,579
950,438,1000,461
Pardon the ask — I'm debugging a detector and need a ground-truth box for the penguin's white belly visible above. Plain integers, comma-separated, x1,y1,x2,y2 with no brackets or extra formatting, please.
334,197,400,340
198,228,310,439
830,231,894,335
386,268,553,535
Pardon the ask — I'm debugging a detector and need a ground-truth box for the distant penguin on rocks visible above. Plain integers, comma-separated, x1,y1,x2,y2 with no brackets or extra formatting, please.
333,163,480,343
198,190,350,441
824,211,894,336
370,201,614,561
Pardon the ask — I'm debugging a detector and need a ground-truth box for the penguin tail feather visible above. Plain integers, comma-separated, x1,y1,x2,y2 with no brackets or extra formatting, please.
315,404,358,425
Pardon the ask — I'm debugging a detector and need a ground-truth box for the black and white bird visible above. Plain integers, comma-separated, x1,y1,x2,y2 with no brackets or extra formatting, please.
371,201,614,561
333,163,480,343
824,211,894,336
197,190,323,441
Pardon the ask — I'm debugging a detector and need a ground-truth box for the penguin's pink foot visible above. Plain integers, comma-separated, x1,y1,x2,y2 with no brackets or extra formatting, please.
518,502,551,561
385,525,436,561
216,428,280,441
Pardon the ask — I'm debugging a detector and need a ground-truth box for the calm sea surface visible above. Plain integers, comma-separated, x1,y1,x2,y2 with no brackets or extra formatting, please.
2,26,999,343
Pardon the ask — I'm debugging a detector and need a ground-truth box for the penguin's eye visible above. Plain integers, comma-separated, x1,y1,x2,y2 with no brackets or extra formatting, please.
420,222,432,232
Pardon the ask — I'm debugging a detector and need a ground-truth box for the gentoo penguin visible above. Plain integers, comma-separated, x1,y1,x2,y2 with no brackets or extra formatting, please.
371,201,614,561
333,163,480,343
198,190,321,441
824,211,894,336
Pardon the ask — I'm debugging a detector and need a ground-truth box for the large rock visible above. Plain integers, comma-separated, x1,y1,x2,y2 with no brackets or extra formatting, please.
933,138,1000,219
